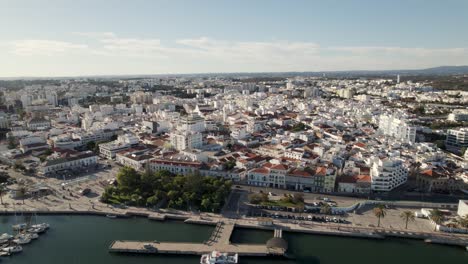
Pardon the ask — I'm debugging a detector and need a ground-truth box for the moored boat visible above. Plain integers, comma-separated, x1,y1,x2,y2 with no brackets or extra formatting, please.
12,234,31,245
12,223,28,231
25,233,39,240
0,234,13,244
26,227,46,234
31,223,50,230
2,245,22,254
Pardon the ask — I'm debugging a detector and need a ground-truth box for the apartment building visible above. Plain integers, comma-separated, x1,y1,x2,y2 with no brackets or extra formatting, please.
378,114,416,143
446,128,468,151
99,134,139,159
370,157,408,192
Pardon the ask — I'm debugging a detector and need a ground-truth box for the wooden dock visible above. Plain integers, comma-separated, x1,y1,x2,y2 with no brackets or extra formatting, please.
109,221,286,257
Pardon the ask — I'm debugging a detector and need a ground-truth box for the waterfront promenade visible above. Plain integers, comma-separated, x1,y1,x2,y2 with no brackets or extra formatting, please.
109,221,286,257
0,177,467,250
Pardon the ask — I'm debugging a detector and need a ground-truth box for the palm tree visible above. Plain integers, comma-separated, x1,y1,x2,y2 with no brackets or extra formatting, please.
429,209,444,231
400,211,415,229
17,183,28,204
453,215,468,229
0,185,6,205
297,204,305,217
373,204,386,227
320,204,332,215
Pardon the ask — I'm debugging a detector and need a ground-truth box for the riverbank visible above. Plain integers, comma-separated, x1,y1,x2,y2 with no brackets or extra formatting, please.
1,205,467,250
1,214,467,264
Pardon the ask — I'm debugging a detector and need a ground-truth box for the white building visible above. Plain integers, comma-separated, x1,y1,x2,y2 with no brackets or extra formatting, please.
370,157,408,192
337,88,355,99
458,200,468,217
447,110,468,122
170,131,203,151
41,151,97,175
0,113,9,129
115,148,152,171
20,94,33,107
446,128,468,150
378,114,416,143
19,136,49,153
45,91,58,106
99,134,139,159
231,126,248,141
178,113,205,132
148,158,201,175
27,118,51,130
51,135,82,150
72,129,120,145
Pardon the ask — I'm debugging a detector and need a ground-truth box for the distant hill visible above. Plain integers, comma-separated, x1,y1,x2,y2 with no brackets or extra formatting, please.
414,66,468,75
2,66,468,80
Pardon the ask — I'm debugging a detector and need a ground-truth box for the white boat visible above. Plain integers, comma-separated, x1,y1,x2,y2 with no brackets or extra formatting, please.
12,235,31,245
0,250,10,256
26,233,39,240
0,234,12,244
12,223,28,231
31,223,50,230
106,214,117,219
27,227,45,234
200,251,238,264
2,245,22,253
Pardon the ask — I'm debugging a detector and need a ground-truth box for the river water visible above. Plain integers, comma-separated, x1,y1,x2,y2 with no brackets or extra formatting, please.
0,215,466,264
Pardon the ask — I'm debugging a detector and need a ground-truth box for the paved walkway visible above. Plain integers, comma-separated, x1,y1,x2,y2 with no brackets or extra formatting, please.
109,221,285,257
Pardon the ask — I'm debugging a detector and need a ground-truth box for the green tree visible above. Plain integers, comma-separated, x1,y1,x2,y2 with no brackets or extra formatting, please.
453,215,468,228
249,193,268,204
297,203,305,217
13,161,25,171
400,211,415,229
320,204,332,215
461,147,467,156
86,141,96,152
224,160,236,170
201,198,212,211
17,183,28,204
373,204,386,227
167,190,179,201
292,193,304,204
429,209,444,231
140,171,160,195
116,167,141,192
7,136,17,149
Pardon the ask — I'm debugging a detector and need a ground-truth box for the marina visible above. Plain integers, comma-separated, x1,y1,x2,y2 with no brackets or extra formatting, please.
0,214,466,264
0,217,50,258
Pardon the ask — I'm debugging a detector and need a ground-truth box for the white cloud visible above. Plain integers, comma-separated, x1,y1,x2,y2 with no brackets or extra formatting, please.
10,40,87,56
3,33,468,76
330,46,467,57
72,31,116,38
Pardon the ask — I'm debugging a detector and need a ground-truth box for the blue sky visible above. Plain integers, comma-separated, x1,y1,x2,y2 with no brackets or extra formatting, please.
1,0,467,77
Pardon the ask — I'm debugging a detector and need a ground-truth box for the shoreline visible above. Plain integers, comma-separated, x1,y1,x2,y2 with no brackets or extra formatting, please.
1,208,467,250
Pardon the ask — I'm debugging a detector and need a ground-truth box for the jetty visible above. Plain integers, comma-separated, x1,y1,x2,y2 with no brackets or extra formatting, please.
109,221,287,257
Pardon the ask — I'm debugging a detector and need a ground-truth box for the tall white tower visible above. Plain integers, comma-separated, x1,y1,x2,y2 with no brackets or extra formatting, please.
397,74,400,84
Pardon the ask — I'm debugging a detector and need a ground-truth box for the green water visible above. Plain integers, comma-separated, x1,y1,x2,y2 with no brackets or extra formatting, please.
0,215,466,264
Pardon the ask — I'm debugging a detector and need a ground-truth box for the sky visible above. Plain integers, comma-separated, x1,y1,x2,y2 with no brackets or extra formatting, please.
1,0,468,77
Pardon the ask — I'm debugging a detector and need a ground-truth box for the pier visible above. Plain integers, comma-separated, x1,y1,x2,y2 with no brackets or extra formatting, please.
109,221,287,257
